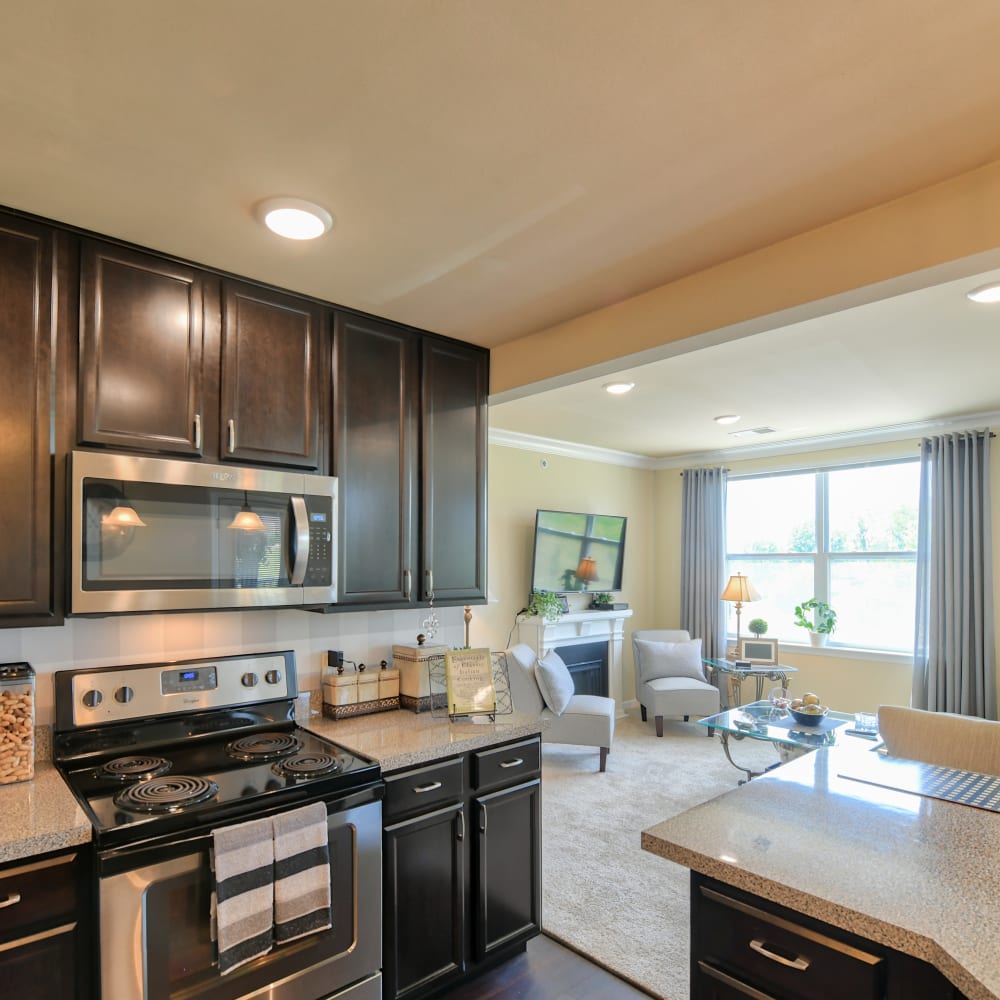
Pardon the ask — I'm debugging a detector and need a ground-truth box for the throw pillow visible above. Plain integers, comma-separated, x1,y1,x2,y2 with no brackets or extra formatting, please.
534,650,575,715
634,638,705,683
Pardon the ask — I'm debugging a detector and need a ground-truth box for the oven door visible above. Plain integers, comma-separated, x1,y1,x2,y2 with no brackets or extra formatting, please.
98,794,380,1000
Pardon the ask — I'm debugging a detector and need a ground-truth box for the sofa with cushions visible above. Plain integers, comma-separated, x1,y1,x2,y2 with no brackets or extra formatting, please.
507,644,616,771
631,629,721,737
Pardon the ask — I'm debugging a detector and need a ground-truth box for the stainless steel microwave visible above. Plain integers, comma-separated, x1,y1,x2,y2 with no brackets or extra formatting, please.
70,451,337,614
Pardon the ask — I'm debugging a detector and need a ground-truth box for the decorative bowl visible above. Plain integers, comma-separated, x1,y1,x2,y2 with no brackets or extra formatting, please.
789,705,828,727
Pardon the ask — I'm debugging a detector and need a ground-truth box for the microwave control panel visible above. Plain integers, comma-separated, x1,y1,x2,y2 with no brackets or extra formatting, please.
304,495,334,586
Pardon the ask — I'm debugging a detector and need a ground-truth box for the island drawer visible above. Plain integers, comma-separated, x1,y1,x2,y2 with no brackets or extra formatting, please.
0,851,80,938
473,738,540,793
383,757,465,821
693,880,884,1000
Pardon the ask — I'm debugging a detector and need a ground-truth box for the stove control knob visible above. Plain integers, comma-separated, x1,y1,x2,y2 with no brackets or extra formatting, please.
241,672,258,688
265,669,282,685
82,689,103,709
114,686,134,704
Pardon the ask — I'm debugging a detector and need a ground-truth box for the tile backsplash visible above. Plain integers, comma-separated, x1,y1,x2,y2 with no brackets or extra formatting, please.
0,606,466,728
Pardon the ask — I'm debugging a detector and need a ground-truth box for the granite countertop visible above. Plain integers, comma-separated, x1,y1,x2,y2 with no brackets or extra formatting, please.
0,709,543,863
642,745,1000,1000
0,763,92,864
304,708,544,774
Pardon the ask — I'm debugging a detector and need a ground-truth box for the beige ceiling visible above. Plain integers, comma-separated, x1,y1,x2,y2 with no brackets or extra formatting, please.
4,2,1000,456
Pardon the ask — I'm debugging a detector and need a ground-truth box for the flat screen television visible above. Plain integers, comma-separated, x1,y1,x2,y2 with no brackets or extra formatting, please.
529,509,627,595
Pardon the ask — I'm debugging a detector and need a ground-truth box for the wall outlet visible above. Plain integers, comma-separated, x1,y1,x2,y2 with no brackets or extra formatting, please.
327,650,345,668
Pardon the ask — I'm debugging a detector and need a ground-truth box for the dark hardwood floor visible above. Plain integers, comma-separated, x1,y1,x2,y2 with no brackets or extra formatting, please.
434,934,657,999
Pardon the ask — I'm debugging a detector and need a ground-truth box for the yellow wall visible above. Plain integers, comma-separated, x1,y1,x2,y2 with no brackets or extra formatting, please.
487,433,1000,716
477,445,654,702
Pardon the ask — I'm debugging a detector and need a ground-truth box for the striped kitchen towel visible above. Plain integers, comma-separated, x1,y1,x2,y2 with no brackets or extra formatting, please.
273,801,332,943
211,814,275,974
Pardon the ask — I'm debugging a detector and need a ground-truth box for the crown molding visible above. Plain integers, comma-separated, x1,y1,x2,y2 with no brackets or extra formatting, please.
489,410,1000,471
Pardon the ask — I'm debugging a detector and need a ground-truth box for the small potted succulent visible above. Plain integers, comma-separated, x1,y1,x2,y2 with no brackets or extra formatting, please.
748,618,768,637
528,590,564,623
793,598,837,647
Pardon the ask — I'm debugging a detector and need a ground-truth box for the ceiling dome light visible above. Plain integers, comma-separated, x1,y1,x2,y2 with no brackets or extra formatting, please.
714,414,741,425
257,197,333,240
966,282,1000,304
603,382,635,395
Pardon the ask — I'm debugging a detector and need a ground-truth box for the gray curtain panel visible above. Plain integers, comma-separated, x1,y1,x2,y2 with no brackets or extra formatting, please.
913,430,997,719
681,467,727,662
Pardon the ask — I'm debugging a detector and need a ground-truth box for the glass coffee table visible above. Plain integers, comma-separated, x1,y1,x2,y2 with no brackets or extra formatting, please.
696,700,857,785
702,658,799,705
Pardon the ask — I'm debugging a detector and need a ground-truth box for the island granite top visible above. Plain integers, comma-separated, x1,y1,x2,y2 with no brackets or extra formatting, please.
642,744,1000,1000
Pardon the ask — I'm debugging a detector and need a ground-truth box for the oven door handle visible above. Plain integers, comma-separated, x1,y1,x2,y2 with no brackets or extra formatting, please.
289,496,310,586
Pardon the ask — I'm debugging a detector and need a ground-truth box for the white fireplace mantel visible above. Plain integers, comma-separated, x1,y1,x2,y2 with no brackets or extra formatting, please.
517,609,633,717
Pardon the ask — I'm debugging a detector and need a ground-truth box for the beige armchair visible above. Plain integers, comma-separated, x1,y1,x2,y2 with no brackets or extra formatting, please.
631,629,721,737
507,644,615,771
877,705,1000,777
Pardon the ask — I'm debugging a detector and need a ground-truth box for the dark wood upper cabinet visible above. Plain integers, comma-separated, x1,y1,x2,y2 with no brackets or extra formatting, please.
0,216,59,620
333,317,488,607
333,314,418,603
421,338,488,603
220,279,325,469
79,240,206,456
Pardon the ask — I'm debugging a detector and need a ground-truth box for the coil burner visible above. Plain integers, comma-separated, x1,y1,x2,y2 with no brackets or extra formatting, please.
225,733,303,761
272,752,342,779
101,755,172,781
114,775,219,813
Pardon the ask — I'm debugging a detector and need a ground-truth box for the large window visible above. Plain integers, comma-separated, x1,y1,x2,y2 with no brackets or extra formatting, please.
726,461,919,652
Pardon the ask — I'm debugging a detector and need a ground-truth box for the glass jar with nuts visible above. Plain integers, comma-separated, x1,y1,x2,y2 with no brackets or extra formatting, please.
0,662,35,784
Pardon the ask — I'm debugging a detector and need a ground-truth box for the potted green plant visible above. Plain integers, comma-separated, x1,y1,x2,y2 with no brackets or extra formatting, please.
591,592,613,607
748,617,768,637
793,598,837,647
528,590,564,623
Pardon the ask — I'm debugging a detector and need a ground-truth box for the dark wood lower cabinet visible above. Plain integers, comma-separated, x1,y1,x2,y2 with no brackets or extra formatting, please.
383,739,542,1000
0,849,91,999
691,873,966,1000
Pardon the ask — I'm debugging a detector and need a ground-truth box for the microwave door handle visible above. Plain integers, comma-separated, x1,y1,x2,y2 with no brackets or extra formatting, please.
289,496,310,586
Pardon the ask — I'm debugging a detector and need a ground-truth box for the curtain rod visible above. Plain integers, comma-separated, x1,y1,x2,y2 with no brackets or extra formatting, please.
916,430,995,447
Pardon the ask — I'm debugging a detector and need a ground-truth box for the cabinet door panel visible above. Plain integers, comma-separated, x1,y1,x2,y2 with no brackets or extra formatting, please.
384,803,465,1000
0,217,54,616
79,240,204,454
220,280,324,469
421,339,487,602
473,778,541,960
0,923,81,998
333,315,417,603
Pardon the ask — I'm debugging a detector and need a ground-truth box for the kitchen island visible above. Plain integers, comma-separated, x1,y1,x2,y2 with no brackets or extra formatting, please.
642,744,1000,1000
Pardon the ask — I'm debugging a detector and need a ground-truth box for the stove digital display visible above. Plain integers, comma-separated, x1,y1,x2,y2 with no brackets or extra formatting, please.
161,666,218,694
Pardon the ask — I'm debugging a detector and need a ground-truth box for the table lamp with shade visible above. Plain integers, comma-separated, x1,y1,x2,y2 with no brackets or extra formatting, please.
575,556,598,591
720,573,761,657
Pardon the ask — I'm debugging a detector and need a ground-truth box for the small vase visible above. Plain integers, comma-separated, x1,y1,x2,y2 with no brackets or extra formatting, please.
809,632,828,648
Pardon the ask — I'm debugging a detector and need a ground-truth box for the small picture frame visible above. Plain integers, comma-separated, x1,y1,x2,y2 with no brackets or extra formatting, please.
738,637,778,664
557,595,570,613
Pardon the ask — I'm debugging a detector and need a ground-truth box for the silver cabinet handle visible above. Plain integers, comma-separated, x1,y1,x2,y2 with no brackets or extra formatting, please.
749,938,811,971
403,569,412,601
457,810,465,842
480,803,487,833
227,418,236,453
425,568,434,600
413,781,442,794
193,412,202,450
499,758,524,769
0,893,21,909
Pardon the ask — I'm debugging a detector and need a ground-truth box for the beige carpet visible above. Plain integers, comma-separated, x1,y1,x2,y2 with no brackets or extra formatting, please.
540,710,777,999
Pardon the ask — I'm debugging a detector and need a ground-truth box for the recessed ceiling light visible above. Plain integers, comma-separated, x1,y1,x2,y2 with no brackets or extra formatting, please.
256,197,333,240
714,414,741,425
965,282,1000,303
603,382,635,395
